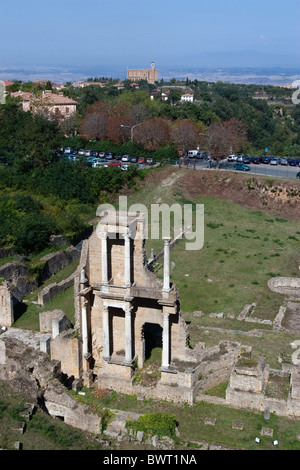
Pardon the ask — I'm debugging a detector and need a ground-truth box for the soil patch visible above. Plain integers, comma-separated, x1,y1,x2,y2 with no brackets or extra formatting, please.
283,302,300,333
175,169,300,220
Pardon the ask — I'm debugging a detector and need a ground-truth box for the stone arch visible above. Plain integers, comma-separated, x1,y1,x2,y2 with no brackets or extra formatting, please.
142,322,163,361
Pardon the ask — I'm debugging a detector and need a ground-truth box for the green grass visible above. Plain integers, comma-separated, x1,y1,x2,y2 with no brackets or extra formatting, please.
74,386,300,450
167,194,300,319
0,381,102,450
13,286,75,331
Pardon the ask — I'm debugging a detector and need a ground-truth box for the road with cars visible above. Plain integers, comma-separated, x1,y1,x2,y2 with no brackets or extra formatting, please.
180,157,300,180
62,148,300,180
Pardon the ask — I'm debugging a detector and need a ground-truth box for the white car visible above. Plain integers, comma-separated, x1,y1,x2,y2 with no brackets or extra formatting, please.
92,161,105,168
270,158,281,165
227,155,237,162
121,155,130,162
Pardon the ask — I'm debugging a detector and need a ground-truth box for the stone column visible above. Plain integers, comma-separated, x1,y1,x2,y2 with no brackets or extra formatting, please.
162,237,171,292
125,304,133,364
162,312,170,369
100,232,108,285
124,232,131,287
81,299,88,357
102,305,110,361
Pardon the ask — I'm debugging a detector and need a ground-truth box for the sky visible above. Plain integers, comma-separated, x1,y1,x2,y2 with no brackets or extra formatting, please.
0,0,299,69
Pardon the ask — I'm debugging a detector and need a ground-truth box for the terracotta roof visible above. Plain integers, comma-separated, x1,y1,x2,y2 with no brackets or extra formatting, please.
1,80,14,87
40,91,77,105
11,91,34,100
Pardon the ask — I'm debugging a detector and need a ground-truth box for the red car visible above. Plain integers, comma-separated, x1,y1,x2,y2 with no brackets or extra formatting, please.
138,157,145,164
106,160,121,167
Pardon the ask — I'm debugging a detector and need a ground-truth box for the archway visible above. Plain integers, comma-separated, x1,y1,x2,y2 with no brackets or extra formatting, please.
142,322,163,361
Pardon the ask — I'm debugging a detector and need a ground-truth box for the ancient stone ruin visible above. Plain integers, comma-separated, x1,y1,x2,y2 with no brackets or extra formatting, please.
3,209,300,435
72,210,198,401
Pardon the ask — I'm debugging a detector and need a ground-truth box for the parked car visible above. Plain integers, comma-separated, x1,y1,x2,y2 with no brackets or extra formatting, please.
262,157,271,164
92,161,105,168
234,163,250,171
115,155,123,160
288,158,300,166
146,157,155,165
227,155,237,162
86,157,97,166
121,155,130,162
91,151,99,157
105,153,114,160
197,151,207,159
242,156,253,164
138,157,145,164
297,172,300,179
98,152,105,158
270,158,281,165
121,164,129,171
130,156,138,163
85,149,92,156
252,157,260,164
64,146,76,154
78,149,86,155
281,158,289,165
106,160,121,167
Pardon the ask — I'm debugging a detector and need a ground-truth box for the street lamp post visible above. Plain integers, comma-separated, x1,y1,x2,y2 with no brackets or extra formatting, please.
121,123,142,141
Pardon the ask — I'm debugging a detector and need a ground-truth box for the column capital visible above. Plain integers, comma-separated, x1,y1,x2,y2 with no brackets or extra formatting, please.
99,231,108,240
163,237,171,245
124,304,133,316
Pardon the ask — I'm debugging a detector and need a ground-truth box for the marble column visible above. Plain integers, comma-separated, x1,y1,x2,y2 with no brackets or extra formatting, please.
124,232,131,287
162,312,170,369
162,237,171,291
125,305,133,364
81,299,88,357
100,232,108,285
102,305,110,361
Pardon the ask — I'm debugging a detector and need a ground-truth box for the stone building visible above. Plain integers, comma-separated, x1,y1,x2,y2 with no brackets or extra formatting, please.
74,210,191,392
127,62,158,85
11,89,77,120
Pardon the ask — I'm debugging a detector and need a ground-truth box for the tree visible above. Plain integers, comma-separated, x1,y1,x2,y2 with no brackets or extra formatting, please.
134,118,171,150
79,100,111,140
0,101,63,170
171,119,202,155
208,118,248,166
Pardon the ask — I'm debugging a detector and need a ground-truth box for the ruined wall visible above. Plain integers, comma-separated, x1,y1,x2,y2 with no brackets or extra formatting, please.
0,331,101,434
0,282,14,327
50,330,81,379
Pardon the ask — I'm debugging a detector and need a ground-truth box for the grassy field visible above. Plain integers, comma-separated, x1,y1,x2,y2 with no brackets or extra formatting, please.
125,168,300,369
13,259,79,330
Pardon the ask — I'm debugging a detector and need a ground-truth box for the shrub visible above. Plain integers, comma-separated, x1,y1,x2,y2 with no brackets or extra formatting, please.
127,412,178,439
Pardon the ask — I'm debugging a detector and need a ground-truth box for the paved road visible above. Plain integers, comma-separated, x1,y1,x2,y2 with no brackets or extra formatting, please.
178,159,300,180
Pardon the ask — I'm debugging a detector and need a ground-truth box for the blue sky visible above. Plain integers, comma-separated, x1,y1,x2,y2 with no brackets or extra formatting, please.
0,0,299,68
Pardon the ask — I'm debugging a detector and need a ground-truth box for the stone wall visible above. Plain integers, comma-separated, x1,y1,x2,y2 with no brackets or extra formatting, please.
50,330,81,379
37,272,76,306
0,329,101,434
0,261,38,302
39,246,80,282
0,281,14,327
268,277,300,296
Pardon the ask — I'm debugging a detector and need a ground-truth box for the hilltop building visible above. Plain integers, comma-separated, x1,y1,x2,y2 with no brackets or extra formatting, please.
127,62,158,85
11,89,77,120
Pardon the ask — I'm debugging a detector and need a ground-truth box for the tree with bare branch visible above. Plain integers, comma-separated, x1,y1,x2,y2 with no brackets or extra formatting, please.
171,119,202,156
134,118,171,150
208,118,248,167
